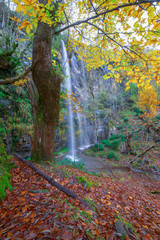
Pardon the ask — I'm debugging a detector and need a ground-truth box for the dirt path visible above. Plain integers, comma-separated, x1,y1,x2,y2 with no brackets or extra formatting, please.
75,152,130,174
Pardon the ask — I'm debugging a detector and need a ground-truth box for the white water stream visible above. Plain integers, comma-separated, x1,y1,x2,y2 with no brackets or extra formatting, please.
61,41,76,158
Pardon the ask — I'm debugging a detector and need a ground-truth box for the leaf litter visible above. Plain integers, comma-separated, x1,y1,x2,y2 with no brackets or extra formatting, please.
0,157,160,239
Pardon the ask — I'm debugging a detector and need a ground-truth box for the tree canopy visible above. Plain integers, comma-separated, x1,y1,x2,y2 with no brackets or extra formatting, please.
2,0,159,89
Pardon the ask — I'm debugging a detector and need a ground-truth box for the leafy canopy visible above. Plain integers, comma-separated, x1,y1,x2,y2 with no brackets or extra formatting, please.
11,0,160,91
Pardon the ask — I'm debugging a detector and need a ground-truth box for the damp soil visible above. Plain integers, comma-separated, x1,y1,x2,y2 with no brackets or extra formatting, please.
76,152,130,174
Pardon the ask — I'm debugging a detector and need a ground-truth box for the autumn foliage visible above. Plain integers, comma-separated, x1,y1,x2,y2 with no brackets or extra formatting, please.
0,157,160,239
137,85,160,118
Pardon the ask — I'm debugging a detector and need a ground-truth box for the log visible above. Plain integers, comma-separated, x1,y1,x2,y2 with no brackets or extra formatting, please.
14,153,88,207
128,145,155,163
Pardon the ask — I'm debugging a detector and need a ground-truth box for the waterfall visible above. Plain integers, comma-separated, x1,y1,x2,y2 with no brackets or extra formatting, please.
61,41,76,156
71,54,91,149
76,107,83,147
79,58,91,148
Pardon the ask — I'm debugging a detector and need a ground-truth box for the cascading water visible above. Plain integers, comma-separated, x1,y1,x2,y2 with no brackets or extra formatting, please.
61,41,76,158
71,54,91,149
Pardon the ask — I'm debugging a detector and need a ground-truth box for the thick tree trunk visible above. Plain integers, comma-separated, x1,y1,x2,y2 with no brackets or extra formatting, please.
31,21,63,162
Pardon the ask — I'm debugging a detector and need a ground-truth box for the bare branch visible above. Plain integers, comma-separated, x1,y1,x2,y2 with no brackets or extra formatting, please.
89,0,98,14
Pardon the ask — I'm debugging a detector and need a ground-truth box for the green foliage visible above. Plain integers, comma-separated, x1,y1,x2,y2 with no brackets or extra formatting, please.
0,174,12,200
0,141,13,200
101,139,108,144
101,137,122,150
108,140,120,150
109,134,121,140
107,151,119,161
133,107,143,114
54,147,69,156
0,85,32,148
121,135,126,142
56,157,85,170
84,148,108,158
155,114,160,120
117,124,123,130
77,176,97,188
92,143,104,151
98,143,104,151
123,117,128,122
120,110,136,118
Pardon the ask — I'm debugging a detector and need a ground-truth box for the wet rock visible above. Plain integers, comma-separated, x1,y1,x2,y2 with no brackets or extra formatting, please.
115,219,127,239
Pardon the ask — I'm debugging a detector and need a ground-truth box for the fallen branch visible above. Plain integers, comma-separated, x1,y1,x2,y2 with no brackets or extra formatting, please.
106,159,117,180
128,145,155,163
14,153,88,207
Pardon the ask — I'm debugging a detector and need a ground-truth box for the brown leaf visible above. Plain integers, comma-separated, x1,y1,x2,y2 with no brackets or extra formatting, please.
22,205,29,212
18,197,26,202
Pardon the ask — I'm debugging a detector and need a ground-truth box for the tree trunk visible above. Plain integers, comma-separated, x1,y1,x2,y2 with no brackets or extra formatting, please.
31,21,63,162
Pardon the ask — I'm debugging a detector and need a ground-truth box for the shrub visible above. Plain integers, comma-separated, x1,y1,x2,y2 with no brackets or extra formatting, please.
101,139,108,144
123,117,128,122
109,134,121,140
92,143,104,151
107,151,119,161
99,143,104,150
117,125,123,130
133,107,143,114
121,135,126,142
109,140,120,150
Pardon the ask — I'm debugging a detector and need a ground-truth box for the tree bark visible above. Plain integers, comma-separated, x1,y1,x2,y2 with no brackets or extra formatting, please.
31,20,63,162
14,153,88,207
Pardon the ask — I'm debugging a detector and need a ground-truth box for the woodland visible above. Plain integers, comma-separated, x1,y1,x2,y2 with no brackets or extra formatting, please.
0,0,160,239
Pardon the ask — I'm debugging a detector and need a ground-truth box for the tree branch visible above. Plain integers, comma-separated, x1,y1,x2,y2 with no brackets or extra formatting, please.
0,55,41,85
0,65,32,85
55,0,160,34
128,145,155,163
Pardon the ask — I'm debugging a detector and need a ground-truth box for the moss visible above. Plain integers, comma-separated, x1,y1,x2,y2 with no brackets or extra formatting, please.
0,141,13,201
0,174,12,200
77,176,97,188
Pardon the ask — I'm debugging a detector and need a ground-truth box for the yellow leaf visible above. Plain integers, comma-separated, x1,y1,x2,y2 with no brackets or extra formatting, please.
26,24,31,34
17,4,22,12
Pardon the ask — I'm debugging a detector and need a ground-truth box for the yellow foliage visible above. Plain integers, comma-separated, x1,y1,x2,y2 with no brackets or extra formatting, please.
11,0,160,94
137,85,160,118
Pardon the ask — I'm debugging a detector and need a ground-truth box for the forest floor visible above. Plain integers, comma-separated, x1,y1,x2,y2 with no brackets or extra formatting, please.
0,156,160,240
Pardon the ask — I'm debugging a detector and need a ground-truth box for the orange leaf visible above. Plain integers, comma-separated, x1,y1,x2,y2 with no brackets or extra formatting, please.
19,197,26,202
30,211,36,218
22,205,29,212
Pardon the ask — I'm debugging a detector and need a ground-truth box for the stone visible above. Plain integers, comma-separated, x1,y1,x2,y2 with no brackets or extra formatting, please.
115,219,127,239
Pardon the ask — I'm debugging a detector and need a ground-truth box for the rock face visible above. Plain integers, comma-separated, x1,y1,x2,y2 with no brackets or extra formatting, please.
5,132,32,158
0,1,14,38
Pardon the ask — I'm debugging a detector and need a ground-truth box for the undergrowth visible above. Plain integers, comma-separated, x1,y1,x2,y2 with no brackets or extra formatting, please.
0,141,13,200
